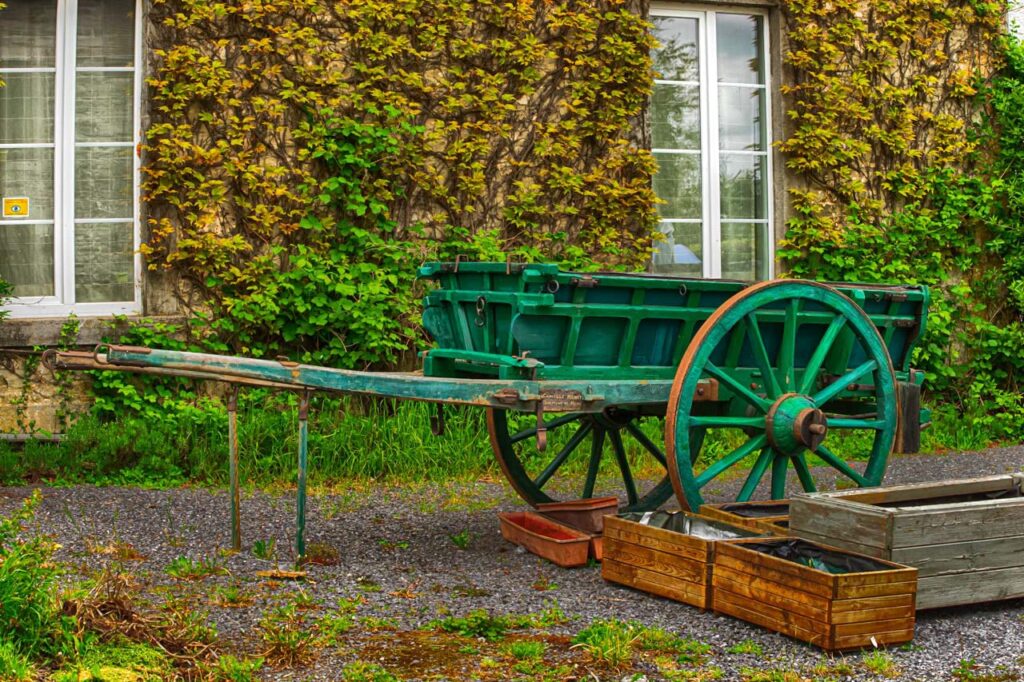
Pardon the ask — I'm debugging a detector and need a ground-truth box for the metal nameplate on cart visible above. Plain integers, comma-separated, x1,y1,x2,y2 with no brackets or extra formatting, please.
540,390,584,412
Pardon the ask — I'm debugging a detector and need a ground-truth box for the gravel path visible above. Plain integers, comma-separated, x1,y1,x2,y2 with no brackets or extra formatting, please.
3,446,1023,681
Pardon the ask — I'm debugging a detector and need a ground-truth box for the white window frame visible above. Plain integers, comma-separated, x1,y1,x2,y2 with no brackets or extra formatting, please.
0,0,142,318
650,3,774,279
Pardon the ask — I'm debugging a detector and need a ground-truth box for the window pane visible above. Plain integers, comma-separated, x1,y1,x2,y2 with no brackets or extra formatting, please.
652,222,702,276
0,0,57,68
76,72,134,142
652,84,700,150
0,72,55,144
0,224,54,297
75,146,133,219
77,0,135,67
652,16,699,82
716,14,763,85
721,222,769,281
653,152,702,220
719,153,766,220
75,221,134,302
0,147,55,219
718,86,765,151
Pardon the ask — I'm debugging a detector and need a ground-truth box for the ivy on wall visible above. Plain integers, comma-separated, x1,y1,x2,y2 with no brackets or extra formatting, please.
141,0,659,367
777,0,1024,435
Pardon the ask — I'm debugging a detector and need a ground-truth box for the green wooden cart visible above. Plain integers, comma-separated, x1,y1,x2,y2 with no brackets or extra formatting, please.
50,261,929,558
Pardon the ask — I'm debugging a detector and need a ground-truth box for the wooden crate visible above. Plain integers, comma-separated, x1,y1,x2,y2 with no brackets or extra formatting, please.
699,500,790,535
789,474,1024,609
713,538,917,651
602,512,761,609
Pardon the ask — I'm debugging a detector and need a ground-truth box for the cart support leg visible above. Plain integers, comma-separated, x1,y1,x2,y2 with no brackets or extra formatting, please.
228,387,241,552
296,391,310,565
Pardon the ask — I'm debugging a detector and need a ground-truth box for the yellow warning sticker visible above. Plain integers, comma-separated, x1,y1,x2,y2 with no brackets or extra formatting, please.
2,197,29,218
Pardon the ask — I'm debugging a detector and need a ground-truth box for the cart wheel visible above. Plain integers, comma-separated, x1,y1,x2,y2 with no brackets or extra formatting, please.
666,280,898,511
487,408,695,512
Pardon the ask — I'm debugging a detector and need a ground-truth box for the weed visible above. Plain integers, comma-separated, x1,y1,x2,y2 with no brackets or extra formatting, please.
0,641,32,682
951,659,1022,682
359,615,399,630
861,650,898,677
528,599,569,628
434,609,510,641
341,661,400,681
337,596,363,613
531,574,558,591
85,537,146,562
318,610,356,640
450,583,491,598
164,555,228,580
213,583,254,608
377,538,409,551
389,581,420,599
205,654,264,681
740,669,808,682
449,529,472,549
727,639,764,656
571,619,641,667
0,491,74,660
252,538,277,561
504,639,547,660
458,644,479,655
664,665,725,681
291,588,319,610
257,603,317,666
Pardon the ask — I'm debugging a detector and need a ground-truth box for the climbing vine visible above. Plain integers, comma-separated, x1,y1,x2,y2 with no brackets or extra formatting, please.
777,0,1024,436
142,0,658,368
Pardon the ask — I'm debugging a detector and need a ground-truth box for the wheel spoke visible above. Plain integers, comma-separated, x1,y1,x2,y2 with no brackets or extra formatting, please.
694,433,768,488
689,427,706,464
509,413,582,444
689,416,765,429
582,428,606,499
791,452,817,492
771,453,788,499
737,447,773,501
799,315,845,394
533,422,592,489
746,313,782,399
813,444,869,486
704,361,770,413
609,430,638,506
827,418,886,430
812,360,878,407
624,421,667,467
778,299,800,391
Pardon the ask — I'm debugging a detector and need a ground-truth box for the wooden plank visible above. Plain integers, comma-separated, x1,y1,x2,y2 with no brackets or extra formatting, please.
831,604,916,625
792,528,889,559
832,627,915,650
831,593,915,613
712,589,830,648
603,517,709,562
836,564,917,595
834,580,918,600
602,558,708,608
713,571,829,622
892,499,1024,547
804,474,1019,506
917,566,1024,609
713,587,828,638
891,535,1024,577
602,537,706,584
789,497,892,551
834,616,915,638
714,552,834,598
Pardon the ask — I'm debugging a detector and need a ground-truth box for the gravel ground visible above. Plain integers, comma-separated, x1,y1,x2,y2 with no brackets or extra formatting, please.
3,446,1023,681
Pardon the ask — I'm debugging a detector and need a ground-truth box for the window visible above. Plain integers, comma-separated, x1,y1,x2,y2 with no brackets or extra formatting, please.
0,0,140,317
649,5,773,281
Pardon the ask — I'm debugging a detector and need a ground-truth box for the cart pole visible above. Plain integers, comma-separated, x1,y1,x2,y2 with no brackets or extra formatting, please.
295,391,311,565
228,386,241,552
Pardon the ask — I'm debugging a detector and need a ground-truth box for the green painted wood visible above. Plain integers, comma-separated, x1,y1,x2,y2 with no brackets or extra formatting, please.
668,281,899,511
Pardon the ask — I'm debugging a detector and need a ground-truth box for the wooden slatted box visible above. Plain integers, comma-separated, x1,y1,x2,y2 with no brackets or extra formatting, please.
713,538,917,651
699,500,790,535
602,511,762,609
789,474,1024,609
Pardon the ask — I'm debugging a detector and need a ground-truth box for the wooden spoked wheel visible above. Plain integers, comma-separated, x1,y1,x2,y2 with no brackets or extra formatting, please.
487,408,693,512
666,280,898,511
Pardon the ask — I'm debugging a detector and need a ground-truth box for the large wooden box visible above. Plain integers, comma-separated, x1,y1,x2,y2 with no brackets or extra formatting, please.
602,512,761,609
789,474,1024,609
713,538,917,651
699,500,790,535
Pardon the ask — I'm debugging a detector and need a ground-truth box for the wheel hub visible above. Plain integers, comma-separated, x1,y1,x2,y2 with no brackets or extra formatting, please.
765,393,828,455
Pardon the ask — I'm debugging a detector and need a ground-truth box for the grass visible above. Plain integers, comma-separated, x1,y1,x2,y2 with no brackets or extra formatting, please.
571,619,642,667
861,650,898,677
